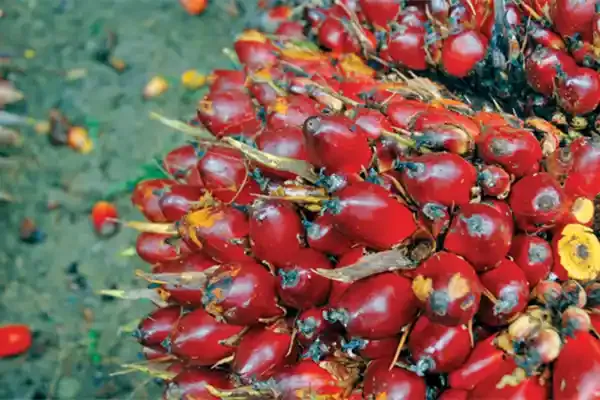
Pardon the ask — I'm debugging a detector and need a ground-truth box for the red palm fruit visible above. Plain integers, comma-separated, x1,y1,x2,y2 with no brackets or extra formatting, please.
561,306,592,336
564,137,600,199
202,261,284,325
158,184,205,222
525,47,577,96
477,127,543,178
135,306,181,349
386,25,428,71
551,223,600,281
561,197,595,227
552,0,596,42
477,259,530,326
339,80,378,103
509,235,553,286
444,203,514,271
163,144,203,185
141,346,168,361
207,69,247,93
326,272,418,339
439,389,468,400
408,315,472,375
351,108,394,141
469,357,549,399
317,17,348,53
528,23,567,50
556,67,600,115
478,165,511,198
136,232,192,264
509,172,567,233
232,321,293,382
363,358,427,400
163,368,233,400
418,203,451,239
196,146,252,204
153,252,216,306
412,108,481,142
179,205,252,263
359,0,402,29
267,95,323,129
448,334,506,390
441,30,488,78
329,247,365,304
481,198,513,221
233,30,278,70
277,249,332,310
397,6,427,28
397,152,477,207
303,115,372,175
255,126,310,180
384,99,429,129
305,213,355,256
553,332,600,400
296,306,333,346
248,67,291,107
91,201,119,237
325,181,417,250
249,200,304,267
275,21,305,39
343,336,400,360
412,251,482,326
170,308,243,365
197,90,257,137
131,179,173,222
272,359,350,399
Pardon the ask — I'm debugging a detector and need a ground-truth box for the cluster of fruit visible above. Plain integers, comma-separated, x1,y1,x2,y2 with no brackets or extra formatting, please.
123,1,600,399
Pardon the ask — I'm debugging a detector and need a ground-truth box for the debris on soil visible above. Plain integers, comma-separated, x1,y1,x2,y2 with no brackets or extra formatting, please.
0,126,21,147
19,218,46,244
143,76,169,99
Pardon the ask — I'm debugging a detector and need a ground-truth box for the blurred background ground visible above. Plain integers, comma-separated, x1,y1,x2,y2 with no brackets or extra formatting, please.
0,1,249,398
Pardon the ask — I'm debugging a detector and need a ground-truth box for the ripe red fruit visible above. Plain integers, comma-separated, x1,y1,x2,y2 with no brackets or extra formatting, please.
255,126,310,180
397,152,478,207
444,203,514,271
411,108,481,143
439,389,469,400
386,25,428,71
408,315,472,374
441,30,488,78
208,69,246,93
135,306,181,349
296,307,333,346
305,213,355,256
556,67,600,115
526,48,577,95
267,95,324,129
553,332,600,400
303,115,372,175
273,359,350,398
352,108,394,141
317,17,348,53
412,252,482,326
136,232,192,264
509,172,567,233
384,99,429,130
0,324,32,358
509,235,553,286
158,184,205,222
350,336,401,360
91,201,119,237
329,247,365,304
277,249,332,310
363,358,427,400
197,90,258,137
202,261,283,325
164,368,233,400
478,165,511,198
359,0,402,29
163,144,203,185
448,334,506,390
131,179,173,222
552,0,596,41
327,272,418,339
170,308,243,365
233,31,278,70
249,200,304,267
564,137,600,199
325,181,417,250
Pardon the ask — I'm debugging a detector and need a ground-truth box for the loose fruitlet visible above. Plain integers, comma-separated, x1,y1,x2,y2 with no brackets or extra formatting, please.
123,2,600,398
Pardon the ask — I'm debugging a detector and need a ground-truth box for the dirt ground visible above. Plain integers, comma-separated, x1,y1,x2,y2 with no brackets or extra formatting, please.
0,1,249,398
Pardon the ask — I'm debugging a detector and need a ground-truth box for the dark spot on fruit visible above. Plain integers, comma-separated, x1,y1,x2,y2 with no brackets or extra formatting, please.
429,291,449,316
576,244,589,260
534,189,559,212
303,116,322,135
528,243,549,263
489,138,513,156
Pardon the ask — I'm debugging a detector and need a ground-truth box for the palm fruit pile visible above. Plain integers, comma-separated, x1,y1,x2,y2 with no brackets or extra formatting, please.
123,1,600,399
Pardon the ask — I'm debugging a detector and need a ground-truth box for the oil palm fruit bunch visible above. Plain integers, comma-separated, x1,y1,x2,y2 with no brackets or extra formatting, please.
113,1,600,399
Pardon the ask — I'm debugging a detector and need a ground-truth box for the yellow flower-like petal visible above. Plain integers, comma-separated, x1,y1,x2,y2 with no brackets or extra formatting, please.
557,224,600,280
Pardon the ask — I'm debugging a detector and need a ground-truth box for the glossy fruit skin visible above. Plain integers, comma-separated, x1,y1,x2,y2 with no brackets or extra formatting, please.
153,252,216,306
363,359,427,400
553,331,600,400
509,235,553,286
411,108,481,148
0,324,32,358
163,368,233,400
408,315,472,374
170,308,243,365
296,307,333,346
249,200,304,268
478,259,530,326
234,32,278,71
326,181,417,250
386,25,428,70
268,95,323,129
202,262,283,325
478,165,511,198
329,247,365,304
131,179,173,222
525,48,577,96
384,99,429,130
556,67,600,115
317,17,347,52
91,201,119,236
448,334,505,390
135,306,181,349
273,360,347,399
552,0,596,41
352,108,394,141
355,336,401,360
412,252,482,326
277,249,332,310
305,213,355,256
180,205,252,263
197,90,258,137
208,69,246,93
441,30,488,78
398,152,477,207
564,137,600,199
163,144,203,184
158,184,205,222
136,232,192,264
328,272,418,339
509,173,567,233
303,115,372,175
444,203,514,271
255,126,309,180
478,127,543,178
439,389,468,400
232,324,293,382
360,0,402,29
